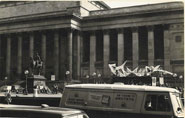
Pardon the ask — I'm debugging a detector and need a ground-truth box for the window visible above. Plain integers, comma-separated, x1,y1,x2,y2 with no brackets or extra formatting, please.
144,94,171,112
175,36,182,42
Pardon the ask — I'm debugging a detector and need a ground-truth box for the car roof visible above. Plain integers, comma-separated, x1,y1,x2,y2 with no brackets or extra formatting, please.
0,104,84,117
65,84,179,93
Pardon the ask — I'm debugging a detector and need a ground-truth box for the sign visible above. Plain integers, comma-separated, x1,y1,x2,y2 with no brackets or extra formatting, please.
51,75,55,81
89,93,102,102
152,77,156,86
113,93,136,109
159,77,164,85
66,90,87,106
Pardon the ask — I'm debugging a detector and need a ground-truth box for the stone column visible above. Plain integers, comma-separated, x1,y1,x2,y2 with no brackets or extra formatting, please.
132,27,139,68
54,30,59,80
41,32,46,75
17,34,22,77
68,29,73,80
6,35,11,79
117,28,124,66
90,31,96,76
76,31,81,80
147,26,154,66
163,24,171,71
103,30,110,78
29,32,34,58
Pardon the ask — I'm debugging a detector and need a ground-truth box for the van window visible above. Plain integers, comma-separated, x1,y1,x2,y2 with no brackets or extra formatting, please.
144,94,171,112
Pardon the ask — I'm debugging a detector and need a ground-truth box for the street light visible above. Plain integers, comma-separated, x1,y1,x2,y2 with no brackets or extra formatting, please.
92,72,97,83
65,71,70,83
98,74,102,83
4,76,7,86
24,70,29,95
85,75,89,83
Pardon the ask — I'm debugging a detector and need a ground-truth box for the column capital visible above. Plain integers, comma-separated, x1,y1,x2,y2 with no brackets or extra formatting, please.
90,30,96,36
14,32,23,35
131,27,138,32
52,29,60,33
54,29,59,36
28,31,35,35
147,25,154,31
5,33,12,38
77,30,82,36
116,28,124,33
103,29,110,34
67,28,75,33
42,30,48,35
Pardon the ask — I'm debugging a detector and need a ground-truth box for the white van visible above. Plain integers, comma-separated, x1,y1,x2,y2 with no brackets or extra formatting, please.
60,84,184,118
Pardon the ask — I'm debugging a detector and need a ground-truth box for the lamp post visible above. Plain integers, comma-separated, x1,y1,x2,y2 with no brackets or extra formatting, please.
85,75,89,83
98,74,102,83
24,70,29,95
92,72,97,83
4,76,7,86
173,73,177,87
65,71,70,84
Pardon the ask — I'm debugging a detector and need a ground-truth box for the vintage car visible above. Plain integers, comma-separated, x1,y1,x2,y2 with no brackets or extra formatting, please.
0,104,89,118
60,84,184,118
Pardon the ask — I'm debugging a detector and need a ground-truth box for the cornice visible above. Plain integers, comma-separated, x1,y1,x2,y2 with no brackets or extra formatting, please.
0,10,82,25
84,8,183,20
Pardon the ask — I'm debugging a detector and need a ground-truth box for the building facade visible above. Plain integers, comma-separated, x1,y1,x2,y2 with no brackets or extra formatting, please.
0,1,184,81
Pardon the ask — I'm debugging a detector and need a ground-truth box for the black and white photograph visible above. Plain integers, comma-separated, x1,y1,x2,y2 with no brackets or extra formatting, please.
0,0,184,118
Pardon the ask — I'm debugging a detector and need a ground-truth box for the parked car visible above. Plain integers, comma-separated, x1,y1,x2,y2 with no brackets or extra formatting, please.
0,104,89,118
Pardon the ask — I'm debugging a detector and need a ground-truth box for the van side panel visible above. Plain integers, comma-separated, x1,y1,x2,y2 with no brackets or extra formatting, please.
61,88,144,113
60,87,175,118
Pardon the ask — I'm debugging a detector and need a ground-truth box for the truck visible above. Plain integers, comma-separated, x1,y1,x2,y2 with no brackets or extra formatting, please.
60,84,184,118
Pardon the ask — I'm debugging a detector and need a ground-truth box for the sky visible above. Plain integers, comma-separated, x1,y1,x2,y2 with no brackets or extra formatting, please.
103,0,183,8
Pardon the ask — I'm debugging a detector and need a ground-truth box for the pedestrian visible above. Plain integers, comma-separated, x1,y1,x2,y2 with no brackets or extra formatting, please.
53,84,58,94
5,91,12,104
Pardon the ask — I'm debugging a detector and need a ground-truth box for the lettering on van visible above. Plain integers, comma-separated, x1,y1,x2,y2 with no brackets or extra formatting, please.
89,93,102,102
115,94,136,101
67,98,85,105
66,91,87,106
113,93,136,109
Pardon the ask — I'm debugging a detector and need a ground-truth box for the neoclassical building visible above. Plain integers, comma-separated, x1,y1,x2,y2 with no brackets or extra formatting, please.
0,1,184,81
